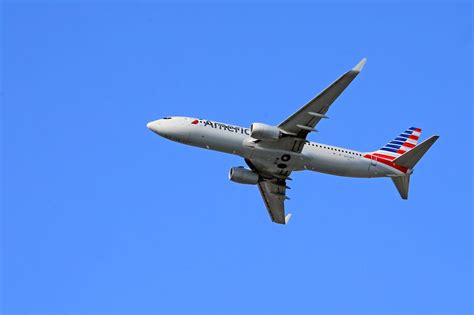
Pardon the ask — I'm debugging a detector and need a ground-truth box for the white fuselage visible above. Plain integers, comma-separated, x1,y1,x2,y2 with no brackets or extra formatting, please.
147,117,406,178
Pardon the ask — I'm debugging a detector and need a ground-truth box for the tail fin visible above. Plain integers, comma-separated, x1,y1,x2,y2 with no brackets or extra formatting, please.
389,135,439,200
392,135,439,169
372,127,422,161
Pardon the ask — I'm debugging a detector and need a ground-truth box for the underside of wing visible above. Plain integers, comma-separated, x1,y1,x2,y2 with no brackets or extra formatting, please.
278,58,366,140
257,178,289,224
245,158,291,224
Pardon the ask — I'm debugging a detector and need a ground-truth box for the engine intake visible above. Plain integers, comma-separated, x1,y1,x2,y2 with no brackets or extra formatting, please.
250,123,281,141
229,167,259,185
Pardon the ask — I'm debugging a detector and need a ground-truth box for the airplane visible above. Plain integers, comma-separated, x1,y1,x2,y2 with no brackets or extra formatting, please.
147,58,439,224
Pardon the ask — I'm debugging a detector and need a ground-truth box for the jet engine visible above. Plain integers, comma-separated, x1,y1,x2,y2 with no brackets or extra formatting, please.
250,123,281,141
229,167,259,185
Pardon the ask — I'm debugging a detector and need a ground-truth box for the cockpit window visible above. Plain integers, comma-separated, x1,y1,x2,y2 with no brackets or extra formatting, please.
162,117,172,120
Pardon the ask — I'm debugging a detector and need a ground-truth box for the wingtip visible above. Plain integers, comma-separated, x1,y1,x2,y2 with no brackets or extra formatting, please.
352,57,367,73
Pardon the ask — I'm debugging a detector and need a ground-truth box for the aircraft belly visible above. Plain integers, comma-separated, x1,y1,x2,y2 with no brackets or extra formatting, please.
186,126,386,178
246,147,306,172
368,162,402,178
304,152,372,178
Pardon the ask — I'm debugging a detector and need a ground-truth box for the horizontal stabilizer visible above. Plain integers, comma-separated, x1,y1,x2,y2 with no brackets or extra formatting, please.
391,175,410,200
352,57,367,73
393,135,439,169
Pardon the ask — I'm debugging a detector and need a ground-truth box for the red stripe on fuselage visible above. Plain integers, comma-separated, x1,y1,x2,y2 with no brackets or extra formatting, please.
364,154,408,173
373,153,396,160
403,142,415,148
409,135,419,140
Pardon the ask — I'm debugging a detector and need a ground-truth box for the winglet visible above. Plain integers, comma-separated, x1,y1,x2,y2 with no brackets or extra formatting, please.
285,213,292,224
352,57,367,73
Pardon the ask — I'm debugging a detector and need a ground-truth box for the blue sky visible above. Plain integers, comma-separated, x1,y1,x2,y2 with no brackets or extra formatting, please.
2,2,472,315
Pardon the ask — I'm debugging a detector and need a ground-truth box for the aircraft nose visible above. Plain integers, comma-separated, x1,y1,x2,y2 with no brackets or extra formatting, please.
146,121,155,130
146,120,163,134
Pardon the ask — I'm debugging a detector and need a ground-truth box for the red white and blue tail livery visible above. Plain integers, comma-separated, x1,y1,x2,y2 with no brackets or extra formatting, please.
147,58,439,224
375,127,422,158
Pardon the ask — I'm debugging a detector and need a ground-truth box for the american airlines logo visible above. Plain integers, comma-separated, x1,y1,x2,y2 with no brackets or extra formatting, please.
191,119,250,135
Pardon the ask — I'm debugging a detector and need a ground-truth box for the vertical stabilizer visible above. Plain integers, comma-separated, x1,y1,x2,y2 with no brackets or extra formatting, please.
372,127,422,161
391,175,410,200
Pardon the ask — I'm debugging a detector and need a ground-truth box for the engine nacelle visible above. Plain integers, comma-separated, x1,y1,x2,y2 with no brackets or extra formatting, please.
250,123,281,141
229,167,259,185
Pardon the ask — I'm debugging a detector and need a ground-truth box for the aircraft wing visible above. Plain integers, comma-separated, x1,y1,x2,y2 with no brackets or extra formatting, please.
277,58,366,151
245,158,292,224
257,178,290,224
247,59,367,223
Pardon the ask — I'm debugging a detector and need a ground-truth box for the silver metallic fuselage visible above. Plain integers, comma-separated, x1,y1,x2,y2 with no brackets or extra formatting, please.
147,117,404,178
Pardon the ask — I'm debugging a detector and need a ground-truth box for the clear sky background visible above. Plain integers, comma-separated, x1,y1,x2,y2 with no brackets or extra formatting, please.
2,2,472,315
